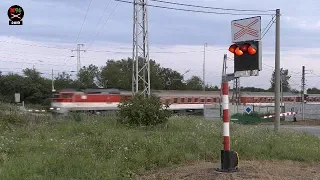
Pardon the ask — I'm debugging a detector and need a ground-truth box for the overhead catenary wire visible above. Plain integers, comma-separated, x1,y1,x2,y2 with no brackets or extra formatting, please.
1,40,229,56
85,1,120,51
261,15,275,39
0,40,71,50
0,42,228,60
150,0,275,12
114,0,275,16
0,59,75,67
75,0,94,44
84,0,112,44
261,15,275,34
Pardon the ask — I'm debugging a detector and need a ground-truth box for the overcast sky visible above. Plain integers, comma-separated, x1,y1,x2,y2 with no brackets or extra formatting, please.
1,0,320,90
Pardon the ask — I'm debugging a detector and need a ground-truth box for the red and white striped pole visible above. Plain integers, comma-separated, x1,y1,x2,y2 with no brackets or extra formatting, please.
217,57,238,172
222,81,230,151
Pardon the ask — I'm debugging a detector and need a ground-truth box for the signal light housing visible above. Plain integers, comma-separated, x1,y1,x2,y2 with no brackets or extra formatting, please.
229,40,262,72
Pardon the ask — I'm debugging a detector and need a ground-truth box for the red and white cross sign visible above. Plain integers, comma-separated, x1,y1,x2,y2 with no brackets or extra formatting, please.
231,16,261,43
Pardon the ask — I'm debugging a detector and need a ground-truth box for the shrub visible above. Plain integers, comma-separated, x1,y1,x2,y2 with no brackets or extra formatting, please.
117,94,171,126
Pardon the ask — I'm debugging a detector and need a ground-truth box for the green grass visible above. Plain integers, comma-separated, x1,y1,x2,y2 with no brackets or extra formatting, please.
0,112,319,179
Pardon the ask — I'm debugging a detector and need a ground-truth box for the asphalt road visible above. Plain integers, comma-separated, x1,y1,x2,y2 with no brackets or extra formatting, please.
280,125,320,138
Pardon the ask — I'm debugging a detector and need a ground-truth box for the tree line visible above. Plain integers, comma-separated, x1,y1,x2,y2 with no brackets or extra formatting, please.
0,58,218,104
0,57,318,104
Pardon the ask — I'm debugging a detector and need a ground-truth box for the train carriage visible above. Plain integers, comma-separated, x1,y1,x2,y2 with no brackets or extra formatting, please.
50,88,320,115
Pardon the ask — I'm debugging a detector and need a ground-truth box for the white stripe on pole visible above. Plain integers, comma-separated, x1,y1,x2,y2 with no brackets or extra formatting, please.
223,122,230,136
222,95,229,110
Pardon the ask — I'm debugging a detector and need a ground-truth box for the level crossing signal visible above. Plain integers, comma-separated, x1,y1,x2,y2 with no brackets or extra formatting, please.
228,40,262,72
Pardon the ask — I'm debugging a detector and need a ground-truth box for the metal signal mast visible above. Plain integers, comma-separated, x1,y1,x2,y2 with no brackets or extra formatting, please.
132,0,150,97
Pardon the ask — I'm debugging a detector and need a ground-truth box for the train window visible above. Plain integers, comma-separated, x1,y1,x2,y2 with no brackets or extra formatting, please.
173,98,178,103
180,98,185,103
206,98,211,103
188,98,192,102
200,98,205,103
165,99,171,104
194,98,199,102
212,98,216,102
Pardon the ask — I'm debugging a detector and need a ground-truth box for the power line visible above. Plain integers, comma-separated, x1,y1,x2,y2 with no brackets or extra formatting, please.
115,0,274,16
150,0,275,12
75,0,94,44
1,40,226,54
0,40,71,50
0,67,76,73
86,1,120,51
87,48,226,54
261,15,275,39
0,59,74,67
85,0,112,44
0,49,75,60
69,47,226,54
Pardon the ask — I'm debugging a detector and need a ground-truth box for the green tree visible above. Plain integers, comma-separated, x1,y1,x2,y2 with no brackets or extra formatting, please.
21,68,51,103
77,64,100,89
161,68,185,90
99,59,133,90
269,68,291,92
99,58,186,90
54,72,75,90
0,73,25,102
185,76,203,90
240,86,267,92
307,87,320,94
205,85,219,91
0,68,52,104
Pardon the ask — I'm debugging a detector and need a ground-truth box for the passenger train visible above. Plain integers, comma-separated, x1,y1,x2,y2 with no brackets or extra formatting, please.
50,88,319,114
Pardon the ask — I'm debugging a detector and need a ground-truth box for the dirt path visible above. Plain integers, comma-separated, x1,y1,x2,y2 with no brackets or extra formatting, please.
139,160,320,180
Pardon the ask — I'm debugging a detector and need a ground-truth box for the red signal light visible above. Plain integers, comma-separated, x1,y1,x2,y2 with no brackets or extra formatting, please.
235,47,243,56
228,44,237,53
248,45,257,55
240,43,250,52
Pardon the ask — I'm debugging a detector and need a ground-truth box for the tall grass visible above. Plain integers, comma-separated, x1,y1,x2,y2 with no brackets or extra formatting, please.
0,112,319,179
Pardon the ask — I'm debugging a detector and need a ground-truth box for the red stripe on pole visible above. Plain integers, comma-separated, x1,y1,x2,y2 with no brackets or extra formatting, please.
222,82,228,95
223,109,229,122
222,81,230,151
223,136,230,151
